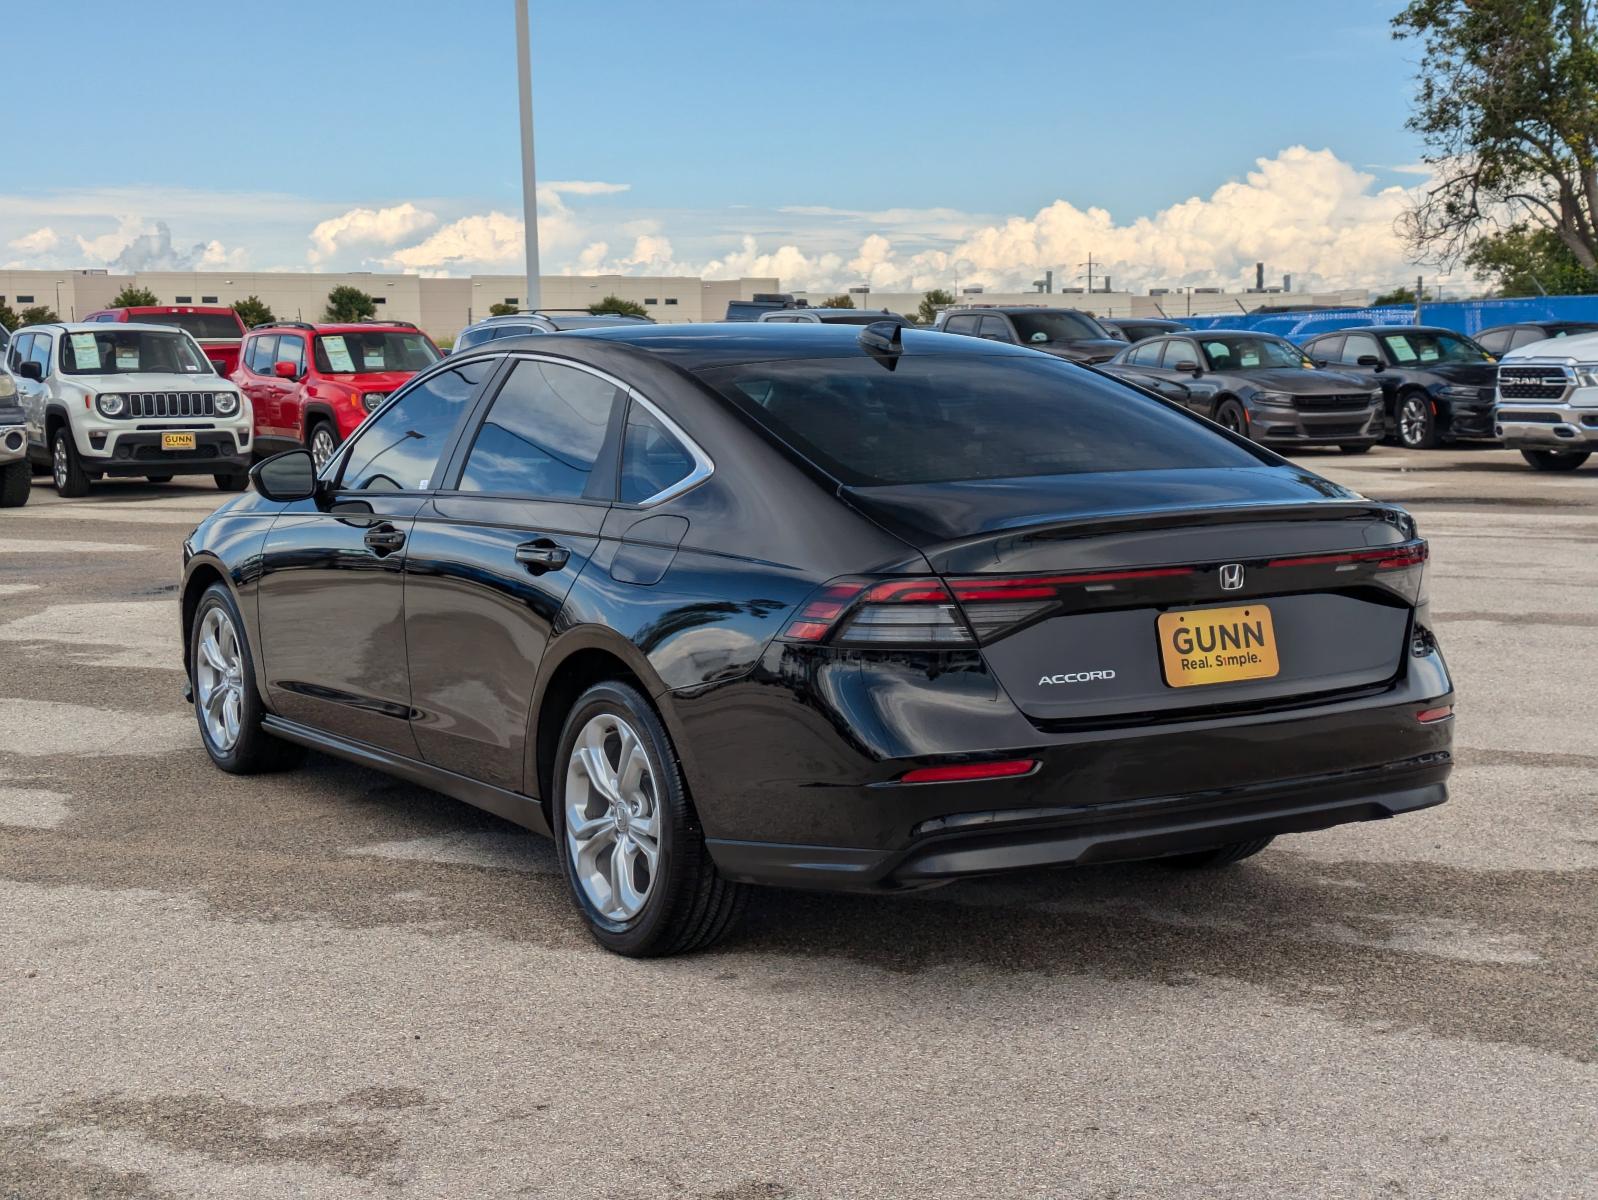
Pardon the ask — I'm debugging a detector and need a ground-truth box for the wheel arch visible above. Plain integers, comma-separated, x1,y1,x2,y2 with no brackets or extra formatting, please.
301,402,339,442
180,555,240,680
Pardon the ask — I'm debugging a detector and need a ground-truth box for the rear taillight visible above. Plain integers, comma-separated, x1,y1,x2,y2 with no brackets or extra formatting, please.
1265,541,1428,571
782,578,974,646
898,759,1037,784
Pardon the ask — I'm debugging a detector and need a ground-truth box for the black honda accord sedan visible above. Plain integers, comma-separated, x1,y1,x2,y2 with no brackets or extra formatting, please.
180,323,1454,955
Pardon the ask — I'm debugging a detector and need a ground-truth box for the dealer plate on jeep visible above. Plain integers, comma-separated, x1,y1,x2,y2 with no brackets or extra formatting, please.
1157,604,1280,688
161,432,196,451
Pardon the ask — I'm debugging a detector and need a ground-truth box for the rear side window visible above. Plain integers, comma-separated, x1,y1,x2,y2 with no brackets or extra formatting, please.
339,360,492,491
619,403,697,504
698,354,1261,487
941,314,980,336
458,359,621,499
247,336,278,373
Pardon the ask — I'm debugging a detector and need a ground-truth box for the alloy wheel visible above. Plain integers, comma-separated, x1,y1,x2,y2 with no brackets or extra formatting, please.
195,606,246,753
564,713,661,922
52,437,68,490
310,427,337,471
1399,396,1429,447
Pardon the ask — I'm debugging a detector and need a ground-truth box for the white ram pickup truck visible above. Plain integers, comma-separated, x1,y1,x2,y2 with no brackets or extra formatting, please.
1494,330,1598,471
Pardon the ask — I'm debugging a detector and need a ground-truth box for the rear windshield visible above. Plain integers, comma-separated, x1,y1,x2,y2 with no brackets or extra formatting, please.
697,354,1261,486
130,312,243,340
313,331,439,374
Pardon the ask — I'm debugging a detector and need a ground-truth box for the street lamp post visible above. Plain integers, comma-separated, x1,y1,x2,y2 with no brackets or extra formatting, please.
515,0,541,311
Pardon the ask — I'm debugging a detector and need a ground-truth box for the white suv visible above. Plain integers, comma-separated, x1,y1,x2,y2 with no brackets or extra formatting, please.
7,322,253,496
1494,329,1598,471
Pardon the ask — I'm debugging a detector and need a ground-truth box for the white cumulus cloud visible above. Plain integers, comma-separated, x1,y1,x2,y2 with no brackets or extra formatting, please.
8,227,58,255
308,202,437,264
386,211,525,271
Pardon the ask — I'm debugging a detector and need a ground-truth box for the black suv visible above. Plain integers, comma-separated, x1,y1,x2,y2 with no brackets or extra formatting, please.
454,311,651,352
182,324,1453,956
933,306,1126,363
1300,326,1498,449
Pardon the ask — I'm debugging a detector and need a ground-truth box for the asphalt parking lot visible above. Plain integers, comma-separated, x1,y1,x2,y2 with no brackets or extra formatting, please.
1,445,1594,1199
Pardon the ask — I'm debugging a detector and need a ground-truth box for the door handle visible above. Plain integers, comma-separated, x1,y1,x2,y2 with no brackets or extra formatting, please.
515,539,570,573
364,523,407,555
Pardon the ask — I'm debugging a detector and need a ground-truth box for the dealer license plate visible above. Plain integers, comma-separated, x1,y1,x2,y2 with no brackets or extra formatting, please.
161,432,196,451
1157,604,1280,688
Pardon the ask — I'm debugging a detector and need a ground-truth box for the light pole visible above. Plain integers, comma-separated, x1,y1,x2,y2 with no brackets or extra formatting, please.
515,0,541,311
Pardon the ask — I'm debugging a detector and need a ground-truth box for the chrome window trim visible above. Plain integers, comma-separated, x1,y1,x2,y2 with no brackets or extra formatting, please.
621,386,714,508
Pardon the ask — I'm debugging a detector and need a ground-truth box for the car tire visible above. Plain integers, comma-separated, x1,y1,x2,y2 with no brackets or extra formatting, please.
0,460,30,507
214,472,248,492
552,680,747,957
51,429,90,497
190,581,304,775
1396,391,1440,449
145,474,174,483
1520,449,1590,472
1160,836,1275,869
307,421,340,473
1214,398,1248,436
1338,444,1374,455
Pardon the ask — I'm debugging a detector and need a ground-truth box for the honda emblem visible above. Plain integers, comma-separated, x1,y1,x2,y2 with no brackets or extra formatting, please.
1218,563,1245,591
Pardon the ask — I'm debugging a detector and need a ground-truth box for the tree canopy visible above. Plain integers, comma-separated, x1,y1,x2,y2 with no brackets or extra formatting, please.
109,286,160,308
1394,0,1598,282
323,286,377,323
820,294,855,308
232,296,276,328
1465,223,1598,294
488,302,520,317
587,295,648,318
916,288,955,325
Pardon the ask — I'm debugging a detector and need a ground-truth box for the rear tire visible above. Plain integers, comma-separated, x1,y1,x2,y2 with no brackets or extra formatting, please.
1160,837,1275,869
145,474,174,484
190,582,304,775
214,471,248,492
51,429,90,498
0,461,30,507
1520,449,1590,472
552,681,747,956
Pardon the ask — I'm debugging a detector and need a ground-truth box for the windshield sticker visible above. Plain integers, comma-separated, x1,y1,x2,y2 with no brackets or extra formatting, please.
1386,338,1418,363
363,345,387,369
69,334,102,370
115,345,141,369
322,336,356,372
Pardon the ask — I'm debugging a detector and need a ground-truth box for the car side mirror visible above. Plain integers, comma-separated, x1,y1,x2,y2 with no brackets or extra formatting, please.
1356,354,1381,369
17,361,43,382
250,449,319,502
273,360,300,379
1173,360,1200,376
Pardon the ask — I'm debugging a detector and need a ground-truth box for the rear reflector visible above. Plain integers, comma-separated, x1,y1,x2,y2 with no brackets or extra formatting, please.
898,759,1037,784
1415,705,1454,723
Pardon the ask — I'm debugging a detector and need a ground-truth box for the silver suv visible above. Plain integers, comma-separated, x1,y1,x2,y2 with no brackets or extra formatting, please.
1494,329,1598,471
7,322,253,496
452,310,652,352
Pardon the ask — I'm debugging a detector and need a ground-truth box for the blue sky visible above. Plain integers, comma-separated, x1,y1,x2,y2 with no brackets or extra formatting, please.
3,1,1436,292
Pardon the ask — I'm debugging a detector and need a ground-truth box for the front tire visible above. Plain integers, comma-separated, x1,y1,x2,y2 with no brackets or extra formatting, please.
1396,391,1440,449
552,681,746,957
1338,443,1374,455
307,421,340,473
51,430,90,497
214,471,248,491
190,582,303,774
1520,449,1590,472
1214,398,1248,437
145,474,174,484
1161,837,1275,869
0,461,30,507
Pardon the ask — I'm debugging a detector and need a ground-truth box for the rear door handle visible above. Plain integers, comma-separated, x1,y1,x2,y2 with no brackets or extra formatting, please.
515,539,570,573
364,523,407,555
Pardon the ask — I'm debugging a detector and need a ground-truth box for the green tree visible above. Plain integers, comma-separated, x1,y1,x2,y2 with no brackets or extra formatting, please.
488,301,520,317
1464,224,1598,295
323,285,377,322
587,295,648,318
0,302,19,332
17,305,58,326
232,295,276,328
1393,0,1598,274
109,285,160,308
1371,286,1419,306
820,294,855,308
916,288,955,325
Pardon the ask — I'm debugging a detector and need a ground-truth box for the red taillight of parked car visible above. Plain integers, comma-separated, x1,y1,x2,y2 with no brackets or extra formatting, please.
898,759,1038,785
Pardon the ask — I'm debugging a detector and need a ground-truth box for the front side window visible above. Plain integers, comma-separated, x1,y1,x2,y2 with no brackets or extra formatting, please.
619,403,697,504
274,335,306,376
458,359,621,499
1474,329,1511,355
314,331,439,375
29,335,53,375
1380,331,1489,365
1198,335,1311,371
941,314,980,336
338,360,492,492
1008,310,1110,344
60,330,208,375
1160,340,1200,369
698,354,1262,487
1339,333,1380,364
978,316,1014,342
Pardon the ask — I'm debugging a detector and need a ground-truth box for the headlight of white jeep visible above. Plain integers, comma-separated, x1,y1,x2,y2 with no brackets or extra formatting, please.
96,393,125,417
0,373,15,401
214,391,240,416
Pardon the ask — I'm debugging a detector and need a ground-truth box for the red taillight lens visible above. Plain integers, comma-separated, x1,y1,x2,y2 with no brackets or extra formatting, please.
1265,540,1428,570
780,578,974,646
1416,705,1454,723
899,759,1037,784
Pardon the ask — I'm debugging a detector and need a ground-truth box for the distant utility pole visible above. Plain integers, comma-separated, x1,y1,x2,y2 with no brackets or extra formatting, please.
1079,254,1098,294
515,0,541,311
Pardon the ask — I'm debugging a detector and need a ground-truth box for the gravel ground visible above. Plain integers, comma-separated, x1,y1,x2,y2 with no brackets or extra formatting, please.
0,446,1594,1199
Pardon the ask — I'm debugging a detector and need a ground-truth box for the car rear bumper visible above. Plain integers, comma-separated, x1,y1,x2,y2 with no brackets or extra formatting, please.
83,430,250,477
708,752,1450,890
1495,403,1598,450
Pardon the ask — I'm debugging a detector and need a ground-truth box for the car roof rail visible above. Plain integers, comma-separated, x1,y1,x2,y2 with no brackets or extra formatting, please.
357,318,417,328
251,320,316,331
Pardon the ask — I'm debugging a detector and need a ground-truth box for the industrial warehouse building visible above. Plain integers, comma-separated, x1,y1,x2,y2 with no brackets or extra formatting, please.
1,267,1373,339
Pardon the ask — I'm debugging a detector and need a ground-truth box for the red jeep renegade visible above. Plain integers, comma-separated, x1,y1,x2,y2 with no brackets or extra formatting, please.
233,321,441,467
84,306,248,375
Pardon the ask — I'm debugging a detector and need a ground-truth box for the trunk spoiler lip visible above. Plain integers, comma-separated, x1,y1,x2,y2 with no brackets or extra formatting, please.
841,495,1413,565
